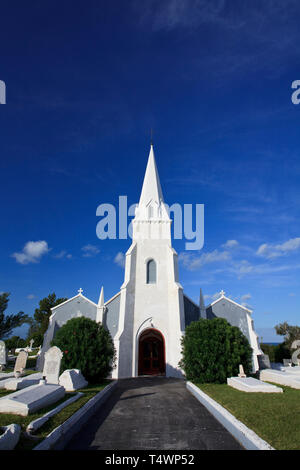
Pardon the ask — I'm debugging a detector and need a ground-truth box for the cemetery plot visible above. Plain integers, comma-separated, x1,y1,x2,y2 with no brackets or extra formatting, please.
4,373,43,391
0,381,110,450
227,377,283,393
259,369,300,389
195,382,300,450
0,383,65,416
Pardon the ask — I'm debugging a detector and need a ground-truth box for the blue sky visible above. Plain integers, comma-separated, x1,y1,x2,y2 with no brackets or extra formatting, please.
1,1,300,342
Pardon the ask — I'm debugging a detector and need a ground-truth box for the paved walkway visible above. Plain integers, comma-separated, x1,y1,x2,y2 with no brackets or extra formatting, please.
66,377,244,450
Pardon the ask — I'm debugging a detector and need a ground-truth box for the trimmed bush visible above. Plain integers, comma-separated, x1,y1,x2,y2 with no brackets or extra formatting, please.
260,342,290,363
180,318,253,383
51,317,115,383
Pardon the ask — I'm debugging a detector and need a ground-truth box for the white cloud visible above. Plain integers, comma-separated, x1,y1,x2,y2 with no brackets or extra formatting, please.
12,241,50,265
81,244,100,258
27,294,36,299
212,291,222,301
240,293,252,308
257,237,300,259
179,249,230,271
114,252,125,268
241,293,251,302
54,250,72,259
222,240,239,249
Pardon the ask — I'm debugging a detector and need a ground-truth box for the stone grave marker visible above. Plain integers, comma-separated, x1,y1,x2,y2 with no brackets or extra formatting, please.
283,358,292,367
59,369,88,391
14,350,28,377
0,341,6,370
238,364,246,378
42,346,63,384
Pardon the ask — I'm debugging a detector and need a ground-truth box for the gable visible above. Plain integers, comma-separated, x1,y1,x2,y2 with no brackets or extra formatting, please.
51,295,97,327
206,297,251,343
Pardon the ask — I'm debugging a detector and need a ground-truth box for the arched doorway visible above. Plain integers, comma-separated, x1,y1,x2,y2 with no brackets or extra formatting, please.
138,328,165,376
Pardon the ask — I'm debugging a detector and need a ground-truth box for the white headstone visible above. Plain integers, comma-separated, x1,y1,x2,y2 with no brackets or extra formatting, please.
59,369,88,391
0,341,6,366
42,346,63,384
238,364,246,378
14,350,28,376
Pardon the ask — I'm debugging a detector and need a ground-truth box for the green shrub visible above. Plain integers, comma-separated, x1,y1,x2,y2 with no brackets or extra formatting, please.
260,343,277,362
51,317,115,383
180,318,253,383
274,342,290,363
260,342,290,363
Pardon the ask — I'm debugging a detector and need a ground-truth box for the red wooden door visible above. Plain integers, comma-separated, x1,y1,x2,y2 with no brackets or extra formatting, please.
138,329,165,376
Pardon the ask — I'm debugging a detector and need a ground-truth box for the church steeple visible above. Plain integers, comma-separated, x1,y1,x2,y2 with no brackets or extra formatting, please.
132,144,171,241
138,144,164,207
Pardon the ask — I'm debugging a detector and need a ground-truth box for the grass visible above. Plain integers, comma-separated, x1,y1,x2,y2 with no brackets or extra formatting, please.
194,381,300,450
0,380,110,450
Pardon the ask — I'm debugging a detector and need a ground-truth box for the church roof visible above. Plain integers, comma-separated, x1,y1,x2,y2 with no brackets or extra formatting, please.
50,292,98,312
138,144,164,207
207,291,252,313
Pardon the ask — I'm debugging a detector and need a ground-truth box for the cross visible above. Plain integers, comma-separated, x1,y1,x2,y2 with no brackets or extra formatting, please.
220,289,225,297
78,288,83,295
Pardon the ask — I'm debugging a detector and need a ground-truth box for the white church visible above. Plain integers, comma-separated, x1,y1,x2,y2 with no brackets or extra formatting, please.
37,144,262,378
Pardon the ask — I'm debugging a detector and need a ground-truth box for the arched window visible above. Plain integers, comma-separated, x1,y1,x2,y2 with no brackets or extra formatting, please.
146,259,156,284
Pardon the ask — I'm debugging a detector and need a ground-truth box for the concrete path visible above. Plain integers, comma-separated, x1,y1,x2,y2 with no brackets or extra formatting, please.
66,377,244,450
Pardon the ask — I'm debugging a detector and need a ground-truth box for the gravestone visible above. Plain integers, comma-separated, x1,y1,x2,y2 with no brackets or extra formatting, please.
0,341,6,369
42,346,63,384
283,358,292,367
258,354,271,370
14,350,28,377
59,369,88,391
238,364,246,378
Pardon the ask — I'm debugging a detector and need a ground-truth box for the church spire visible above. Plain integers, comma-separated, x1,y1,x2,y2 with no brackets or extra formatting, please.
96,286,105,324
199,288,206,319
138,143,164,207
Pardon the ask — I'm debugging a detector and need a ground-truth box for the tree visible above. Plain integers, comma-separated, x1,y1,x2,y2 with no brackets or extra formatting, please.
180,318,253,383
27,293,67,345
275,322,300,351
51,317,116,383
0,293,30,340
5,335,27,351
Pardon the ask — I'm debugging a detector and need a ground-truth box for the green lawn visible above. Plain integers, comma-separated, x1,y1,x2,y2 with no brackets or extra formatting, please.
195,381,300,450
0,380,110,450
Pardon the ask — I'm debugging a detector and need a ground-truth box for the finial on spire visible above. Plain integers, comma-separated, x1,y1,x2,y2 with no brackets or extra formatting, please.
150,128,153,146
98,286,104,307
220,289,225,297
